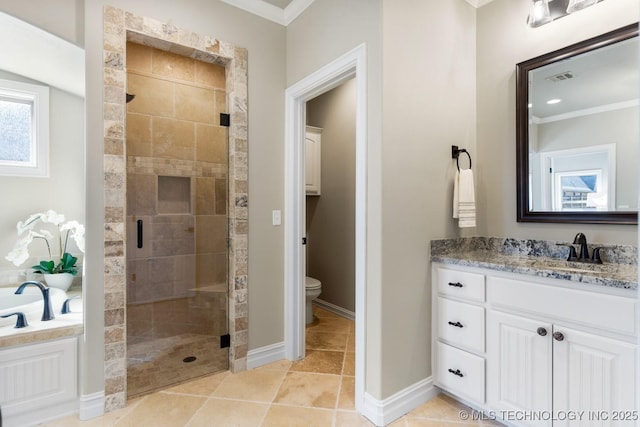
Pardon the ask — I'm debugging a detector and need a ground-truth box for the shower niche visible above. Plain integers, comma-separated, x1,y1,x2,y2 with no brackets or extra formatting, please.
157,176,191,214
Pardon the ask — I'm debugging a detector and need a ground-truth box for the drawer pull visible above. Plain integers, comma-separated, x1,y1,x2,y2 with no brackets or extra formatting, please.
537,327,547,336
448,282,463,288
448,368,464,378
448,321,464,328
553,331,565,341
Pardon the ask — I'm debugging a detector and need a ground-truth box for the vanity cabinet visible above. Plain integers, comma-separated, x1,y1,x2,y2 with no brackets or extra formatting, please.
305,126,322,195
433,264,638,427
432,267,486,405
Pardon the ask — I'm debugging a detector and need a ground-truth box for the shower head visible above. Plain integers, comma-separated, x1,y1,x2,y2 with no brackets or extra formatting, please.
126,93,136,103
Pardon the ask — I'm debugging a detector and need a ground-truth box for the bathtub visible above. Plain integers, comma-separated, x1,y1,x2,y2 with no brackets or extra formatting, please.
0,285,67,327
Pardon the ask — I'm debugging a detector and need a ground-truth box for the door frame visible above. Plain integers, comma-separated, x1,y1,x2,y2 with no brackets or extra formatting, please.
284,43,367,411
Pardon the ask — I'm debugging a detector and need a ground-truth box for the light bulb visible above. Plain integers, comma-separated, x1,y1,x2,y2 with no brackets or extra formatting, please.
528,0,552,27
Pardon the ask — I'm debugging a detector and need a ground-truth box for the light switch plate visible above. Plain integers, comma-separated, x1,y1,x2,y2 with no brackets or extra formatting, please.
272,210,281,226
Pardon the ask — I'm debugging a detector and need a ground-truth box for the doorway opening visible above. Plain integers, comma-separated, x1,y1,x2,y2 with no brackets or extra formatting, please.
284,43,367,412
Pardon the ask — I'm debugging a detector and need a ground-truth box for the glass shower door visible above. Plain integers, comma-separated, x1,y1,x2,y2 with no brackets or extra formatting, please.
125,41,229,397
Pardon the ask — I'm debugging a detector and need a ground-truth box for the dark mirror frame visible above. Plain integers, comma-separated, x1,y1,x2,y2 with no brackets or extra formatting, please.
516,23,639,225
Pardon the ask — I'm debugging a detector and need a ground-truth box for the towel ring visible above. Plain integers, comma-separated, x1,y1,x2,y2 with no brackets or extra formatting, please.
451,145,472,171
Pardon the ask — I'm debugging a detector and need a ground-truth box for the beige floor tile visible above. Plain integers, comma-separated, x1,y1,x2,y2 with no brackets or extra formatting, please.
337,376,355,410
335,410,377,426
115,392,206,427
405,420,477,426
261,404,334,427
306,330,349,351
346,330,356,352
185,398,269,427
290,350,344,375
406,394,476,424
342,351,355,376
38,397,143,427
162,370,229,396
273,371,340,409
307,317,353,335
254,359,293,371
212,368,286,402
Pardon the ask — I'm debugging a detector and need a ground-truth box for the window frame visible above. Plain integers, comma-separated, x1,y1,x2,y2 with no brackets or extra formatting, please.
0,78,49,177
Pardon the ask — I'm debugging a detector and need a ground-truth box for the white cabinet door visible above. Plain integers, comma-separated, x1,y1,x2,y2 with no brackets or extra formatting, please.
553,326,637,427
487,310,553,427
305,127,321,195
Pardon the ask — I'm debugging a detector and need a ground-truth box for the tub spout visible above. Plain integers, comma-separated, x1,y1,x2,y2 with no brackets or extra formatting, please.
15,281,54,321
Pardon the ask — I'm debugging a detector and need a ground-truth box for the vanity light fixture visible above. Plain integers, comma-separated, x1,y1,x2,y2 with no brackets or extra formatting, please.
546,98,562,104
566,0,599,13
527,0,552,27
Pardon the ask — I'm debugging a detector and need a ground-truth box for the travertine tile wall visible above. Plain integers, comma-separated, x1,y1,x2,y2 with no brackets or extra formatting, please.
102,6,248,412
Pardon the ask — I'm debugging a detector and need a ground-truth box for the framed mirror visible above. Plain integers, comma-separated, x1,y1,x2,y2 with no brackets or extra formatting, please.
516,23,638,224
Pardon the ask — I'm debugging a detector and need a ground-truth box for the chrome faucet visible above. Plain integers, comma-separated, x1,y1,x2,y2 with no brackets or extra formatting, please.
15,281,55,321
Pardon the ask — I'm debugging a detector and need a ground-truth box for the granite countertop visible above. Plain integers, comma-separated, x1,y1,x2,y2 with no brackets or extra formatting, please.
431,237,638,291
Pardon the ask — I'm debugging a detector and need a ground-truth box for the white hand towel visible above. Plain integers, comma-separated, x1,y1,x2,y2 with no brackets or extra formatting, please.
453,169,476,228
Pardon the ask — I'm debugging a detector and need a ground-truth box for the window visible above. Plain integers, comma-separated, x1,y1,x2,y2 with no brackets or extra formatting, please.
555,170,603,211
0,78,49,177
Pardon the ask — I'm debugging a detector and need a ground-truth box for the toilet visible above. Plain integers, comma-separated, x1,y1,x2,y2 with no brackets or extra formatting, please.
305,276,322,324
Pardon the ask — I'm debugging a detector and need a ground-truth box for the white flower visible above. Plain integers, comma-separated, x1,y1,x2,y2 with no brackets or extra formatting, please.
5,210,85,268
61,221,85,253
43,210,65,225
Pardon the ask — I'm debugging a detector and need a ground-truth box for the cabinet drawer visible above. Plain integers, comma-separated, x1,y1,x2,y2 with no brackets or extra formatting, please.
488,276,637,337
438,297,484,353
437,268,485,302
436,342,485,404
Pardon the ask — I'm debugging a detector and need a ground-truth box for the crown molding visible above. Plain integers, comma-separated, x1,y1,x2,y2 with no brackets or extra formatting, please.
221,0,315,26
464,0,496,7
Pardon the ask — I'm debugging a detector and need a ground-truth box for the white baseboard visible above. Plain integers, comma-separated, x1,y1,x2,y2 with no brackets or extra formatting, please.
313,299,355,321
247,341,286,370
361,377,438,426
79,391,105,420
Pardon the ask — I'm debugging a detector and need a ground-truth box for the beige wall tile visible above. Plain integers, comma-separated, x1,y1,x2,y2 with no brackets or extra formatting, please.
214,90,227,117
126,174,156,216
152,117,195,160
126,113,151,156
195,177,215,215
175,83,215,124
127,73,174,118
195,61,225,89
215,179,227,215
195,124,227,163
195,215,227,254
152,49,195,82
126,42,152,73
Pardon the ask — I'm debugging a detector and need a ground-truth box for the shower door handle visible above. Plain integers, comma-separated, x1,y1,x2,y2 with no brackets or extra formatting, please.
137,219,143,248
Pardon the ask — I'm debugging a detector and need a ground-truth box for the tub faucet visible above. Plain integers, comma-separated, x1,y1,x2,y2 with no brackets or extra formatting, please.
15,281,54,321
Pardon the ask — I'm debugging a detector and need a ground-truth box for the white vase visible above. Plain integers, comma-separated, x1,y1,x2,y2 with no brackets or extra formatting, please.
43,272,74,292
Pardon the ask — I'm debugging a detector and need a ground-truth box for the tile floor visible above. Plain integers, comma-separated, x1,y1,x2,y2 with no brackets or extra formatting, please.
38,307,502,426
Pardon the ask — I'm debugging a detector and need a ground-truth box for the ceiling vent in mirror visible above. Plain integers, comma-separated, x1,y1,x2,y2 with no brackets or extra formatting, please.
546,71,575,82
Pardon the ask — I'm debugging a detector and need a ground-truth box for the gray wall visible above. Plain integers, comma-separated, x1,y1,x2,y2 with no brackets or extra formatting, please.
381,0,477,399
306,78,356,313
476,0,638,244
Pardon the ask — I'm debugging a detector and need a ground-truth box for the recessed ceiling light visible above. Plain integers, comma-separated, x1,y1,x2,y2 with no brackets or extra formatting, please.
547,98,562,105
